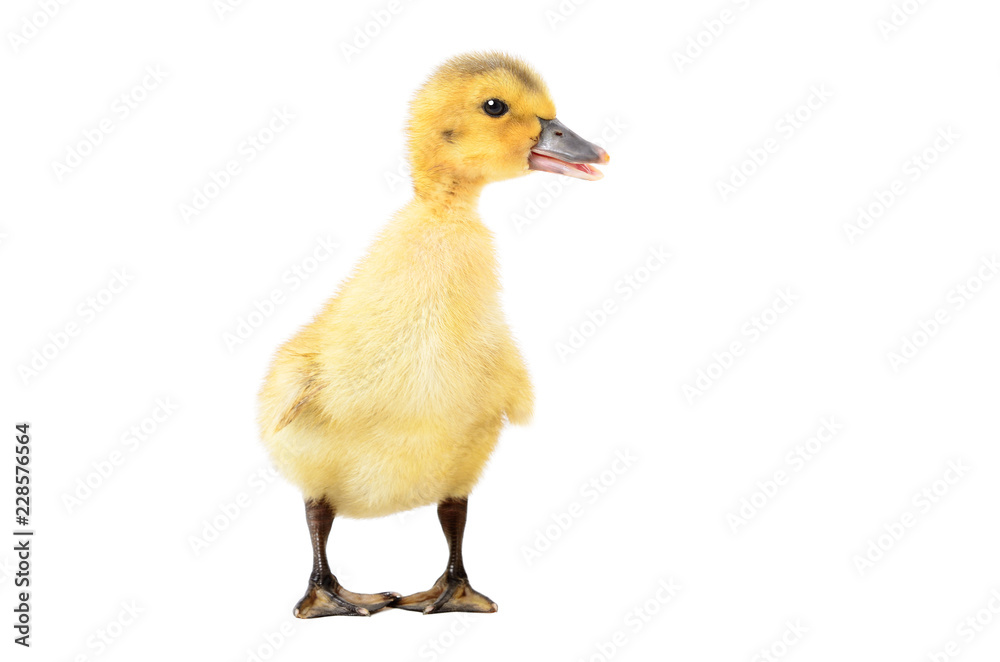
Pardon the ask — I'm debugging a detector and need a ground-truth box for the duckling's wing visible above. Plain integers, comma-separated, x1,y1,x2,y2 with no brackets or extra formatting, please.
274,377,323,433
263,351,327,435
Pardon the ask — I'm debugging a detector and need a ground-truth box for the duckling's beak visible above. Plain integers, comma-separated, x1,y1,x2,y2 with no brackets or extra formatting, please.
529,118,609,181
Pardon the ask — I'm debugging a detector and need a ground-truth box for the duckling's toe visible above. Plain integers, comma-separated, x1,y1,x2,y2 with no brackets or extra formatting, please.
395,572,498,615
293,580,400,619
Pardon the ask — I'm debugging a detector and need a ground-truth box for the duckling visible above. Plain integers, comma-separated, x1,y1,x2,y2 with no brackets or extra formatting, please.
258,51,609,618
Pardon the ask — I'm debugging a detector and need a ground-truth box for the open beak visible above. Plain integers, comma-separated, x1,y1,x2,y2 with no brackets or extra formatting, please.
528,118,611,181
528,118,610,181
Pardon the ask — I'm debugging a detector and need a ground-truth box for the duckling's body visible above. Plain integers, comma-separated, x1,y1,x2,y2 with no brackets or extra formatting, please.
260,198,532,518
258,52,608,618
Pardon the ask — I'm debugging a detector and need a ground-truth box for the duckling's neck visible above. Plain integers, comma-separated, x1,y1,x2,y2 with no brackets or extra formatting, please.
412,171,484,215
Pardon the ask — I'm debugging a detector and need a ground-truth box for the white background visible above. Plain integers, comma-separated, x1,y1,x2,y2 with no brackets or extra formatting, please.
2,0,1000,660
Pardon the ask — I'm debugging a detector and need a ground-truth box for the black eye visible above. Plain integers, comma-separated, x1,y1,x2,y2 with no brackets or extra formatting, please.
482,98,508,117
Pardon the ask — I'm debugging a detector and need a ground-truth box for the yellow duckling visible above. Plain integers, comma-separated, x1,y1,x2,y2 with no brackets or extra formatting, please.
258,51,608,618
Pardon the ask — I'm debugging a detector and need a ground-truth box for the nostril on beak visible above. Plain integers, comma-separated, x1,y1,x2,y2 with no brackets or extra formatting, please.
554,131,563,136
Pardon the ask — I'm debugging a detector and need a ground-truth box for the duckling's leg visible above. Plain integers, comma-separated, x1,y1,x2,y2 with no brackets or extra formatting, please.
395,497,498,614
293,498,399,618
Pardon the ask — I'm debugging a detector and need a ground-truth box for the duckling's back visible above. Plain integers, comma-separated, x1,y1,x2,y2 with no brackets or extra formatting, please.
258,202,533,518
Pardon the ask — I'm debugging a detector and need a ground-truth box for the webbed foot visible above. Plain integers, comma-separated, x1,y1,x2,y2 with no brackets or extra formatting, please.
394,572,497,614
294,578,400,618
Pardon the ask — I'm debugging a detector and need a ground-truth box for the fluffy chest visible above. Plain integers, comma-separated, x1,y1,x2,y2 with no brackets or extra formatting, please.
323,215,513,419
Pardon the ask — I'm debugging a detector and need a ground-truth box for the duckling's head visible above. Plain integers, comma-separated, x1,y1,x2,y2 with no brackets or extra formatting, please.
407,51,609,197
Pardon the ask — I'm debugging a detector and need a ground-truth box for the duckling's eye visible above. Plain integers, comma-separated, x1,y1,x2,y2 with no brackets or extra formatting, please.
482,99,509,117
